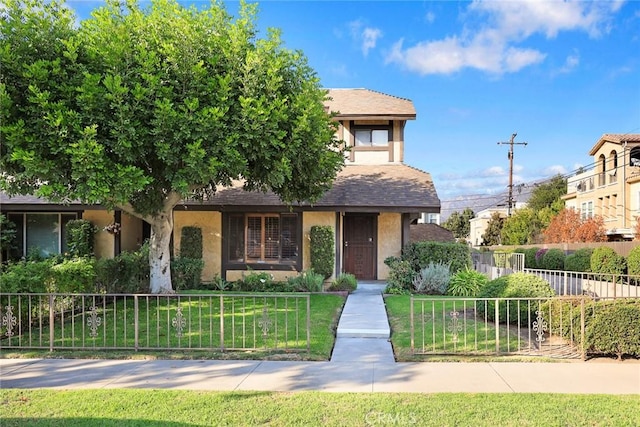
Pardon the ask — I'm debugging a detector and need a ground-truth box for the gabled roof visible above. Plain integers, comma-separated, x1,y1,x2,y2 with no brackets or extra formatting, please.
189,164,440,213
410,223,455,243
589,133,640,156
324,88,416,120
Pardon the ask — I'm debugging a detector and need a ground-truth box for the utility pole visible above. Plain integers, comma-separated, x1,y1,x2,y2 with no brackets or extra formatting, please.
497,133,527,216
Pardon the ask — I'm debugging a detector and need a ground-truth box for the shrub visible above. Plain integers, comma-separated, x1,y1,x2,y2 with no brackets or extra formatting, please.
47,258,96,293
626,246,640,277
447,267,488,297
171,257,204,291
523,247,539,269
310,226,334,279
585,300,640,359
590,247,626,276
384,256,415,292
535,248,548,268
542,248,565,270
540,297,584,344
412,262,450,295
0,259,53,293
179,227,203,259
477,272,556,324
65,219,96,258
94,244,150,293
234,271,274,292
402,242,471,274
288,270,324,292
564,248,593,272
328,273,357,292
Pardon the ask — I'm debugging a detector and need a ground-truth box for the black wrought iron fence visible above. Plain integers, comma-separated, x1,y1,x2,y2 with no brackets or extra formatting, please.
410,296,639,359
0,293,311,353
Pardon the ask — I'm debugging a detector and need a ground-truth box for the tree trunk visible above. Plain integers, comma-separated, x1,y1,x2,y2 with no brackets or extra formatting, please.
148,210,174,294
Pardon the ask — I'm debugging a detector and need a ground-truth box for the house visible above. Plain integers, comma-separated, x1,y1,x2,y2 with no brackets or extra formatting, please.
409,223,454,243
563,133,640,241
1,88,441,281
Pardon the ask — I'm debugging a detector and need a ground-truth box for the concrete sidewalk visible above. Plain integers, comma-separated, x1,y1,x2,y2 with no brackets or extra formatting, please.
1,358,639,393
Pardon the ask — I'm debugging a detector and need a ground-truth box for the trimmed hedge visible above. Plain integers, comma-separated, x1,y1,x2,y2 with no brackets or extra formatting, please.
180,226,203,259
585,299,640,360
541,248,565,270
590,247,626,276
477,272,556,324
564,248,593,272
171,257,204,291
310,226,334,279
627,246,640,277
523,247,539,269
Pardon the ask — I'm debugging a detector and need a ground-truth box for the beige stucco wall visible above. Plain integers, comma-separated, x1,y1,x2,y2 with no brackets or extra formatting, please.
120,212,143,252
377,213,401,279
352,151,390,164
174,211,221,283
302,211,336,276
82,210,115,259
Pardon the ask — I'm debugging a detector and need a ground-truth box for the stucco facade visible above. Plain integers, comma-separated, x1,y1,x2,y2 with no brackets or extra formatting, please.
563,134,640,240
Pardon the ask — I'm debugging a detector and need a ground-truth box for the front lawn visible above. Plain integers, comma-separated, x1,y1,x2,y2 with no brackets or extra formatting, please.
1,293,345,361
1,389,638,426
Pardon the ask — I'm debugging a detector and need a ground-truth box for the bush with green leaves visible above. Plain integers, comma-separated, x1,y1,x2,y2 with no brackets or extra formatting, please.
171,257,204,291
384,256,415,292
542,248,565,270
477,272,556,324
327,273,357,292
564,248,593,272
0,214,17,260
523,247,539,269
94,244,150,293
412,262,451,295
585,299,640,360
590,247,626,276
65,219,96,257
310,226,334,279
179,226,203,259
287,270,324,292
234,271,275,292
0,259,53,293
402,241,471,274
46,258,96,293
447,267,488,297
626,246,640,277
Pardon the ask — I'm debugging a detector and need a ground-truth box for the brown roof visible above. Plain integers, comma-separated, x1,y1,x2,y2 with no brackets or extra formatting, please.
325,88,416,120
191,164,440,213
410,223,455,243
589,133,640,155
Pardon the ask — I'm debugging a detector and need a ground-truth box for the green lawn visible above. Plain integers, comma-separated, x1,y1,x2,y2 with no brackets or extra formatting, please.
1,293,345,361
385,295,562,362
1,389,638,426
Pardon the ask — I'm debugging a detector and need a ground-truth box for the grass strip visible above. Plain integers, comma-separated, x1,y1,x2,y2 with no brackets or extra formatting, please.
1,389,638,426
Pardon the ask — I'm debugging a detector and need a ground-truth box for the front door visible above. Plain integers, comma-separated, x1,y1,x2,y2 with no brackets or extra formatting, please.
343,214,376,280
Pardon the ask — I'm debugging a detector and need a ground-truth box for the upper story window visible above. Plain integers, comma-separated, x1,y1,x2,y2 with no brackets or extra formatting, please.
354,128,390,147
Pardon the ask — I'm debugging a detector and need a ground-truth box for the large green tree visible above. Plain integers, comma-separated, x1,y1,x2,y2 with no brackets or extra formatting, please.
0,0,345,293
481,212,504,246
443,207,475,239
500,208,541,245
527,174,567,213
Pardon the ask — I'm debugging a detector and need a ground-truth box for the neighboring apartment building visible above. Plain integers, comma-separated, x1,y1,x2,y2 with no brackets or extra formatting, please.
563,133,640,241
1,88,441,281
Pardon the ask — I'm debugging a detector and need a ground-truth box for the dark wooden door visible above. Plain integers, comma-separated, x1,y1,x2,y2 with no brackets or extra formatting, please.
343,215,376,280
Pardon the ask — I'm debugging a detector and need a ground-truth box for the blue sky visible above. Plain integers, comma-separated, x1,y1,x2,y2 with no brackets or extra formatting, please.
68,1,640,201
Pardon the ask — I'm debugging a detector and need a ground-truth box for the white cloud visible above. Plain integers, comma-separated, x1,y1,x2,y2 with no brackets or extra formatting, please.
361,27,382,56
482,166,506,177
348,20,382,57
543,165,568,175
425,12,435,24
386,0,623,75
558,50,580,74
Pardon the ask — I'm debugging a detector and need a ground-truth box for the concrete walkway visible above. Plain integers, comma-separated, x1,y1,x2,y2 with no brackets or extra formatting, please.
330,282,394,364
1,283,639,393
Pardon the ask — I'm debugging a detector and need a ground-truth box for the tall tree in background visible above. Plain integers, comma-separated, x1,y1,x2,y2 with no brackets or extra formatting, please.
0,0,345,293
442,208,475,239
481,212,504,246
527,174,567,213
500,208,541,245
542,208,606,243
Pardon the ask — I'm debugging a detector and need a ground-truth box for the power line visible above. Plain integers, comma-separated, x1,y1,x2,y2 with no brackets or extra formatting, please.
497,133,527,217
